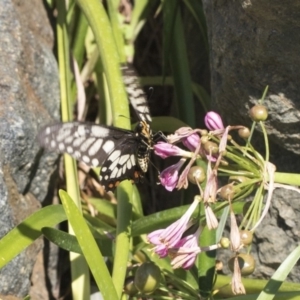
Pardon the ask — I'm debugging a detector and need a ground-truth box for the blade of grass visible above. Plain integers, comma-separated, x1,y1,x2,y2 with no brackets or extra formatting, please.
165,2,195,127
0,205,66,269
56,2,90,298
106,0,126,62
74,1,134,297
59,190,119,299
42,227,113,256
257,244,300,300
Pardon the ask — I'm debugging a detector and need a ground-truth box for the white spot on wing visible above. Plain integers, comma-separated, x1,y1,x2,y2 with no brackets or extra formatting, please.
108,150,121,170
88,139,103,156
102,140,114,154
82,155,90,163
102,167,107,172
65,136,74,144
119,154,129,165
58,143,65,151
92,158,99,166
74,151,81,159
56,128,72,142
73,136,86,147
109,150,121,162
91,126,109,137
126,159,132,170
130,154,135,166
78,125,86,136
109,156,120,170
67,146,73,153
80,137,95,152
110,168,118,179
50,140,56,148
45,127,51,135
117,168,123,178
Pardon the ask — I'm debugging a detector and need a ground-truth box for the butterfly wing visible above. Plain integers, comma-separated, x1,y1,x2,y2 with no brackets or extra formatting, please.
37,122,142,190
99,138,143,190
121,63,152,123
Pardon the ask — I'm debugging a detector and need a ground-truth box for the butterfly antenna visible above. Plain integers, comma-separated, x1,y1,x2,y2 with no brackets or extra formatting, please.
147,87,154,102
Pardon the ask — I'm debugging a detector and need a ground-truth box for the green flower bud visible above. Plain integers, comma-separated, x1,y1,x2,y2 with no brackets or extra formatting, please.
249,104,268,122
134,262,162,294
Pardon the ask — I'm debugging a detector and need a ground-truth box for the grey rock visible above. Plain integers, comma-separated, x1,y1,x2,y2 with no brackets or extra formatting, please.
203,0,300,281
202,0,300,155
0,0,60,297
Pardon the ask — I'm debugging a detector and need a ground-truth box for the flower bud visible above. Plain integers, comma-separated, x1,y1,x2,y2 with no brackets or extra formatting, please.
187,166,206,185
220,237,230,248
249,104,268,122
203,141,219,155
238,127,251,139
182,133,200,151
204,111,225,131
228,253,255,276
134,262,162,294
229,176,250,185
240,230,253,246
219,183,235,200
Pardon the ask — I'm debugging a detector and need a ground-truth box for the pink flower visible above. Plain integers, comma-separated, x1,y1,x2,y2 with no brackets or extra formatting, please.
167,127,194,143
154,142,192,159
182,132,200,151
147,198,200,258
159,159,186,191
204,111,224,131
169,227,201,269
203,162,219,229
203,162,218,204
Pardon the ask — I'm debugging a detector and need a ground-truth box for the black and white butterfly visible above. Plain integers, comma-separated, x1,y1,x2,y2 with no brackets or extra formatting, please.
38,64,155,191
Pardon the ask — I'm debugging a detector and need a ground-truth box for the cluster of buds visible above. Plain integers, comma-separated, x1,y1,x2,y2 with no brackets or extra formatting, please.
147,106,300,295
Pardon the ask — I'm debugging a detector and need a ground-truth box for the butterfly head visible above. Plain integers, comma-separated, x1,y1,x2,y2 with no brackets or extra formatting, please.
135,120,152,141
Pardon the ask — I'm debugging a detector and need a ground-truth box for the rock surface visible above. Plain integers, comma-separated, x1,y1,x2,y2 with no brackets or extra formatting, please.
202,0,300,281
0,0,59,297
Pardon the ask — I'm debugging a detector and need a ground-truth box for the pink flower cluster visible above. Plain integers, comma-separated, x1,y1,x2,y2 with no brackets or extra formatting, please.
147,112,227,269
147,197,219,269
154,111,225,191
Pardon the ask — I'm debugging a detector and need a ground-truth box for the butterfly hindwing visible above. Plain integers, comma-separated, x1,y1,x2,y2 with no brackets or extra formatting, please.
100,140,142,190
121,64,152,123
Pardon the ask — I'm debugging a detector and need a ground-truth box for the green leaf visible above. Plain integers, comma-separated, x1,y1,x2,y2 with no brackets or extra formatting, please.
165,1,195,127
42,227,113,256
59,190,118,299
215,275,300,298
0,205,66,269
257,244,300,300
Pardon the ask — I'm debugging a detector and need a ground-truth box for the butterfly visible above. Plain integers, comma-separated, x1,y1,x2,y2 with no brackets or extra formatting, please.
38,64,156,191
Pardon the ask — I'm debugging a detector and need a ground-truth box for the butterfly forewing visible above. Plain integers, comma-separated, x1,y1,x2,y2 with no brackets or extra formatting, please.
39,123,128,164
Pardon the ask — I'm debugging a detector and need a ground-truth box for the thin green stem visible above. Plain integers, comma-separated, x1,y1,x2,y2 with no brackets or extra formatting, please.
274,172,300,186
74,1,133,297
260,121,270,162
56,1,90,299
